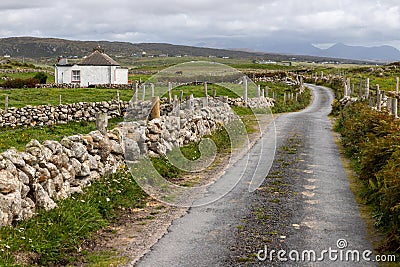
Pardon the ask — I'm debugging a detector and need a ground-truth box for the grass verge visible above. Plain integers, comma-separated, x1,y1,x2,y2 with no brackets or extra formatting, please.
0,168,147,266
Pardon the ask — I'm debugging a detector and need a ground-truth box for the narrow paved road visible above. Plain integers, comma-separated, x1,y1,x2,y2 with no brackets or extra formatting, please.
133,85,375,266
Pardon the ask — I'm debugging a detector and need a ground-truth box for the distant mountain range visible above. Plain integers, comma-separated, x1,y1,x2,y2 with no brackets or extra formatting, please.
261,42,400,62
0,36,398,63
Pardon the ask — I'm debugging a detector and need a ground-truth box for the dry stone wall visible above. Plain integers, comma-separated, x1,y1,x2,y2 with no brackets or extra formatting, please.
0,99,236,227
0,100,129,128
0,96,273,129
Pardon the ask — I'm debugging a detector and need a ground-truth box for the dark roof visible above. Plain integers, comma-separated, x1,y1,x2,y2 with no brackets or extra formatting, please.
78,50,120,66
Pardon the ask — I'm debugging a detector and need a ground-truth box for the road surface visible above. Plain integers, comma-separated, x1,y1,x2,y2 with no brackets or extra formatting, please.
133,85,376,266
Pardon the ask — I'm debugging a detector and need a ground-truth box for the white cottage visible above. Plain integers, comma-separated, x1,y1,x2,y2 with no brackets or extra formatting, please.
55,47,128,87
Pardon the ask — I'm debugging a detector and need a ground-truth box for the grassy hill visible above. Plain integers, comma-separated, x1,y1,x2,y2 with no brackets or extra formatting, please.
0,37,370,64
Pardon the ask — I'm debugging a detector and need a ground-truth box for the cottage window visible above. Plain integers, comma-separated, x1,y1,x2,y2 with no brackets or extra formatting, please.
72,70,81,82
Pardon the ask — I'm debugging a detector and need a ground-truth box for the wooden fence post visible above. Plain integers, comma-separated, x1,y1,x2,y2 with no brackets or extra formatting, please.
168,82,172,104
150,96,160,120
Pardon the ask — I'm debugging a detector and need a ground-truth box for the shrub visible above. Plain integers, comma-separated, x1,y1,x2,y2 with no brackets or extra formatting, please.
336,102,400,252
3,77,39,88
34,72,48,84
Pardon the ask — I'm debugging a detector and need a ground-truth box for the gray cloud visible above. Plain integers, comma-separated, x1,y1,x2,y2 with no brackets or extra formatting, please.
0,0,399,52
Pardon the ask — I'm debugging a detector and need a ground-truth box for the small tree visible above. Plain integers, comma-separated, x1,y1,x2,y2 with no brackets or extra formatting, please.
34,72,48,84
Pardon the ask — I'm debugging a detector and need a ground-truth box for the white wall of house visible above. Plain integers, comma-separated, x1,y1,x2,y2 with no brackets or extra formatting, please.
55,65,128,86
115,68,129,84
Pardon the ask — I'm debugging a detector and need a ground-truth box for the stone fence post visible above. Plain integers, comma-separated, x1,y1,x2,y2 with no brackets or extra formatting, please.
142,84,146,102
5,95,8,113
365,78,370,98
393,98,398,118
96,113,108,134
376,85,381,111
204,82,208,107
134,82,138,103
243,76,248,107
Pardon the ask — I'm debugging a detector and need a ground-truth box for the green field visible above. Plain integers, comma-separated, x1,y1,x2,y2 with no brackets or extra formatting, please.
0,88,134,108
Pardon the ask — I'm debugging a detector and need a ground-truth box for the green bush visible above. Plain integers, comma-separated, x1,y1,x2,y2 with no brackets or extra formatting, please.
34,72,48,84
336,102,400,252
3,77,39,88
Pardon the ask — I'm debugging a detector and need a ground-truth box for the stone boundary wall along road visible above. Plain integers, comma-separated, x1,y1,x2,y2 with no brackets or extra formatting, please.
0,97,258,227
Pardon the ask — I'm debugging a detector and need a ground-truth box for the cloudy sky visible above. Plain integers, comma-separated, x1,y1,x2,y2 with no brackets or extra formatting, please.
0,0,399,53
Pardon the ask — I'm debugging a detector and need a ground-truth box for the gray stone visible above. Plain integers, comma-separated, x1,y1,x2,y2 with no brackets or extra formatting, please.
89,130,104,142
110,140,123,154
36,168,51,183
2,149,25,167
0,191,22,224
56,181,70,200
0,170,21,194
43,179,56,199
20,152,37,165
43,140,63,154
21,164,36,182
70,158,81,174
50,153,69,168
87,154,99,170
18,171,30,185
90,171,101,180
71,142,88,161
77,161,91,177
21,184,30,198
53,174,64,191
60,137,74,149
45,162,59,179
33,183,57,211
5,159,17,176
124,139,140,161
